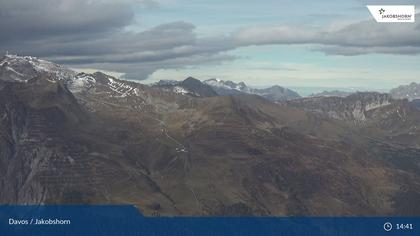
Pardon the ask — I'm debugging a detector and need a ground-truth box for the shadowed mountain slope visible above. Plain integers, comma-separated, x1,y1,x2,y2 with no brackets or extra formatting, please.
1,55,420,216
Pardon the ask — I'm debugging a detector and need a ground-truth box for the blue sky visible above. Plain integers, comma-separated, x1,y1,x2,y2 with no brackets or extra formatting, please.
134,0,365,31
1,0,419,89
135,0,420,89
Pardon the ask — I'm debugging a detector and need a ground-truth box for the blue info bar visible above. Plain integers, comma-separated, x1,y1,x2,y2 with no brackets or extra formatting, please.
0,205,419,236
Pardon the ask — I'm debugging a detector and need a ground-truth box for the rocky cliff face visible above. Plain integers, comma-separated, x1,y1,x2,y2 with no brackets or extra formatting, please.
0,54,75,83
289,92,394,123
0,76,86,204
288,91,420,149
390,82,420,101
1,55,420,216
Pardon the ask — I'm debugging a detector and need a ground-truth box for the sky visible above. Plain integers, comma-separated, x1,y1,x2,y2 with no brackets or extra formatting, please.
0,0,419,90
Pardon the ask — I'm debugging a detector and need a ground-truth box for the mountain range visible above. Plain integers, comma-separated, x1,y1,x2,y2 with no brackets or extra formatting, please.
153,78,301,102
309,90,352,98
1,54,420,216
203,78,301,102
390,82,420,101
152,77,218,97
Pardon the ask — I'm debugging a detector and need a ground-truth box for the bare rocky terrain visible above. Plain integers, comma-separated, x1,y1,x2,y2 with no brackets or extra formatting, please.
390,82,420,101
1,54,420,216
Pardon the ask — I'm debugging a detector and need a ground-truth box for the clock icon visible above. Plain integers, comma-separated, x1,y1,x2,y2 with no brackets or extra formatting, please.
383,222,393,232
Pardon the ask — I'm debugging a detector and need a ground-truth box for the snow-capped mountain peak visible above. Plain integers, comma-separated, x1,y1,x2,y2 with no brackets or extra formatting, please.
0,54,76,83
0,54,149,98
153,80,179,86
203,78,301,102
204,78,254,94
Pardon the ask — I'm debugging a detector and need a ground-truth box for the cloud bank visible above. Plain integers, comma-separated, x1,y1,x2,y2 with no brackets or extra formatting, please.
0,0,419,80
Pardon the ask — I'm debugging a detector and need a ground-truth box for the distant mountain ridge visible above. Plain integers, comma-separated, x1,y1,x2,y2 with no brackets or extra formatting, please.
390,82,420,101
309,90,352,98
289,92,395,122
203,78,301,102
151,77,301,102
152,77,218,97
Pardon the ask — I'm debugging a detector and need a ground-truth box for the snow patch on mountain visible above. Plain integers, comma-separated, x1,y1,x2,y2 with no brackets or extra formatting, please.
67,73,96,93
151,78,217,97
173,86,191,95
0,54,147,99
204,78,251,93
107,77,138,97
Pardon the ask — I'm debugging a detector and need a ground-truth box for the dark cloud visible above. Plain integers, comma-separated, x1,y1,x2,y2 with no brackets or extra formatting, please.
0,0,418,80
0,0,236,79
18,21,199,58
0,0,135,42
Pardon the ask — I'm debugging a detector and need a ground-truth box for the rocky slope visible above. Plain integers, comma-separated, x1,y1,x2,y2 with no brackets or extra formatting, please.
1,54,420,216
288,92,420,148
288,92,394,123
390,82,420,101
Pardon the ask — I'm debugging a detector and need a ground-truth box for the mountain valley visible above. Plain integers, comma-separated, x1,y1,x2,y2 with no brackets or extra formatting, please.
1,54,420,216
